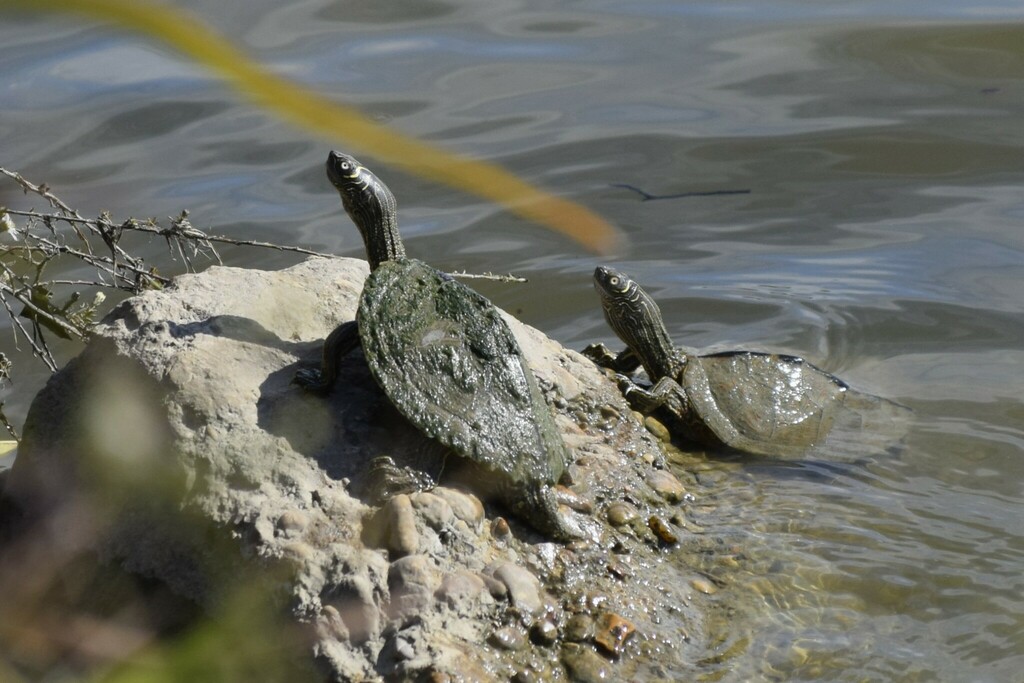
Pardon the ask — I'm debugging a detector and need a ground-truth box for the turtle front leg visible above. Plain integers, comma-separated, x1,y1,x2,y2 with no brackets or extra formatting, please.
617,374,689,418
293,320,360,394
581,342,642,374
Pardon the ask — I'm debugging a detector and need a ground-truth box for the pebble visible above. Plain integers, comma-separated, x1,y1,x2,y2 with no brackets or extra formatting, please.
606,501,639,527
480,573,508,600
690,577,718,595
431,487,484,525
281,540,315,563
648,515,679,545
383,494,420,557
643,416,672,442
435,571,487,610
409,491,454,530
530,618,559,646
388,555,440,622
645,469,686,503
606,558,633,581
593,612,636,657
491,562,544,615
554,485,592,513
489,625,528,651
276,509,309,536
561,643,612,683
491,517,511,539
563,614,595,642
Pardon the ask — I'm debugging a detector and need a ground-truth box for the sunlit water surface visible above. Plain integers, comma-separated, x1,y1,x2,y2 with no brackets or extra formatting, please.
2,1,1022,680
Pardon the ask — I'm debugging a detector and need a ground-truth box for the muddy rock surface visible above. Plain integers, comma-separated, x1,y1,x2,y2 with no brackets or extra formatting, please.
5,257,732,681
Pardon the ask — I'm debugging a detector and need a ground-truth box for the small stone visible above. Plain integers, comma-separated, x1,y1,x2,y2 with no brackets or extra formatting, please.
409,491,454,530
606,501,639,527
393,636,416,661
585,592,609,611
480,572,508,600
690,577,718,595
384,494,419,557
435,571,487,611
492,563,544,615
530,618,559,646
593,612,635,657
563,614,594,642
388,554,439,622
561,643,612,683
644,416,672,442
281,540,315,562
511,670,538,683
489,626,528,651
554,485,592,513
648,515,679,544
646,469,686,502
599,404,620,420
431,487,484,525
606,558,633,581
491,517,511,539
276,509,309,536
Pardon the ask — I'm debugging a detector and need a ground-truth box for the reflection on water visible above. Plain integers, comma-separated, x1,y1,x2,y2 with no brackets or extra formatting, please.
2,2,1023,680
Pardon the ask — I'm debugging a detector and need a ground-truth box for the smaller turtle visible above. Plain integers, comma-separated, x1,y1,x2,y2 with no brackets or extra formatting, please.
295,151,577,539
584,266,905,457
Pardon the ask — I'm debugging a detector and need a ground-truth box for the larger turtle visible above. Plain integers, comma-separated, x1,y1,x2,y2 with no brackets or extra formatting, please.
584,266,907,458
295,151,576,539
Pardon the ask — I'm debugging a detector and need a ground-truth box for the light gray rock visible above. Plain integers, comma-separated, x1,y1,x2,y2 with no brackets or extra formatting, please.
3,256,715,681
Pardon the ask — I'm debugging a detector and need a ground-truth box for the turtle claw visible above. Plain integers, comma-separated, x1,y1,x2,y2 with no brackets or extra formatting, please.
582,342,617,367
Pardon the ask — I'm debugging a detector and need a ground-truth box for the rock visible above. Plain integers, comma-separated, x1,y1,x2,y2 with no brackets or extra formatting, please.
1,256,718,680
489,626,528,651
277,509,309,537
491,562,544,616
435,571,489,612
648,515,679,545
380,494,420,557
606,502,639,527
643,416,672,442
561,643,613,682
410,491,454,530
593,612,636,657
690,577,718,595
563,614,595,642
431,487,484,526
389,554,440,623
645,469,687,503
530,617,559,646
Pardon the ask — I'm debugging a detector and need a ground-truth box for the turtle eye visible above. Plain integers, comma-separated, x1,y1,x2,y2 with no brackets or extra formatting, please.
609,276,619,286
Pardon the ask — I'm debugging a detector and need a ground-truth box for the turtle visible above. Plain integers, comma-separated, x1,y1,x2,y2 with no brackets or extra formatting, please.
583,265,908,458
294,151,577,539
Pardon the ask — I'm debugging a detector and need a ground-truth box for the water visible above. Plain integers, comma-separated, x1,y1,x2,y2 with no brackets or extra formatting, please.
2,2,1023,680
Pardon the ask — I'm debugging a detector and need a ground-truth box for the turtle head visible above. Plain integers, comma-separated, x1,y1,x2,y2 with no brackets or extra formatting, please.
592,266,682,381
326,150,405,270
593,265,634,301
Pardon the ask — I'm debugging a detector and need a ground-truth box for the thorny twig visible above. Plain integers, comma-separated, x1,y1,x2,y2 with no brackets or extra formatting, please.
0,168,530,438
448,270,528,284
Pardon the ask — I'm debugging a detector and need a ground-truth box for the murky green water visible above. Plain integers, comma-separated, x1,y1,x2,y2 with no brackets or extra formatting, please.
2,1,1023,680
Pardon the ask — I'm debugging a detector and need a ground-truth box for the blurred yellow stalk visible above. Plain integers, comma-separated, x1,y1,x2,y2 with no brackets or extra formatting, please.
1,0,621,255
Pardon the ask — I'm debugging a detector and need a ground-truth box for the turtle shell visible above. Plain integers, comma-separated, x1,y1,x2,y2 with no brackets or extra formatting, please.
681,351,850,457
356,258,567,486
